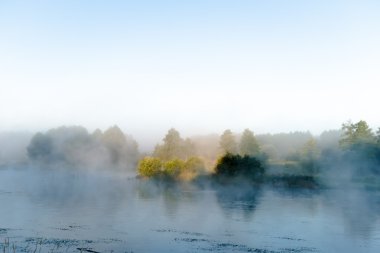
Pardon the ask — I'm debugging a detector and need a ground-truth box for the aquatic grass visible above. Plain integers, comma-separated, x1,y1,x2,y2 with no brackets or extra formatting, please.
0,238,73,253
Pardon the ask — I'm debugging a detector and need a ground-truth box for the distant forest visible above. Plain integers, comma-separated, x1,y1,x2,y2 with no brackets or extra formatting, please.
1,120,379,186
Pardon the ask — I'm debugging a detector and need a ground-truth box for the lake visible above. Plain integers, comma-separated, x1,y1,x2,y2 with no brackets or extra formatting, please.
0,167,379,252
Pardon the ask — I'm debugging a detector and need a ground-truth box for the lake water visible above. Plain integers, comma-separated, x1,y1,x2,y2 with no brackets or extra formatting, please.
0,167,379,253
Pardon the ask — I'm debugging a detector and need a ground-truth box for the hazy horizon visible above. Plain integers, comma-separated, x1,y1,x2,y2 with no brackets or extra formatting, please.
0,123,343,154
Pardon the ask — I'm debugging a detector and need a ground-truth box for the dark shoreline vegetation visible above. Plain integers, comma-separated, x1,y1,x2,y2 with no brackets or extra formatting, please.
0,120,379,190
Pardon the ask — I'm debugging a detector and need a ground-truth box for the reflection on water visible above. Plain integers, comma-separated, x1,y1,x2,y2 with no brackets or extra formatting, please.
215,183,262,221
0,168,380,252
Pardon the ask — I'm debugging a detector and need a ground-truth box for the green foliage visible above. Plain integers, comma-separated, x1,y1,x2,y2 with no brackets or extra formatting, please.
301,139,319,158
284,138,320,175
183,138,196,158
214,153,265,181
299,138,320,175
137,156,206,180
338,120,380,175
159,128,182,160
153,128,195,160
256,131,313,160
138,157,162,177
239,129,260,157
219,130,238,155
163,159,185,177
185,157,206,174
339,120,375,149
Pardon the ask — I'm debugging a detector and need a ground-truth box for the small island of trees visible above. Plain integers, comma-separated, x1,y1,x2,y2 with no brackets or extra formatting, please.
137,120,380,188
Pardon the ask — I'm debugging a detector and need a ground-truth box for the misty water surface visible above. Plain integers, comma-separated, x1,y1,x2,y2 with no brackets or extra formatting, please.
0,167,380,253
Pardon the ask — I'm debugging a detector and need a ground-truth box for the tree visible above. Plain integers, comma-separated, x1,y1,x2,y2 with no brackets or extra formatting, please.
163,159,185,177
338,121,380,175
185,157,206,174
153,128,195,160
299,138,320,175
101,125,139,169
318,129,341,151
138,157,162,177
339,120,375,149
301,138,319,158
153,128,182,160
256,131,313,160
27,126,91,165
92,129,103,140
137,156,206,180
27,125,139,170
239,129,260,157
214,153,265,181
101,125,127,163
182,138,196,159
27,132,53,162
219,130,237,155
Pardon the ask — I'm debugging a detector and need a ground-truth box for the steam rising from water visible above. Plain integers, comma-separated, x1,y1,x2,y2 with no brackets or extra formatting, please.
0,125,380,252
1,167,379,253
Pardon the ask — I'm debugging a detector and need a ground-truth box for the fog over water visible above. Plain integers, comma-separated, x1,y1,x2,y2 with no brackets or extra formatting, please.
0,121,378,252
1,167,379,253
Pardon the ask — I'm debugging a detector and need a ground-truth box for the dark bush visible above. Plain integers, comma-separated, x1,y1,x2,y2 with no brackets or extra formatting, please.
214,153,265,181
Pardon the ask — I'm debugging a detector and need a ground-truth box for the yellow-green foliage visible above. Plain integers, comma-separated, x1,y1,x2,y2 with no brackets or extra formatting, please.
137,156,207,180
138,157,162,177
163,159,185,177
153,128,196,160
185,157,206,174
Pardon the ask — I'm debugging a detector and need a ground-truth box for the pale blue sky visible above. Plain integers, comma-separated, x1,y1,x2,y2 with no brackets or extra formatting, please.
0,0,379,143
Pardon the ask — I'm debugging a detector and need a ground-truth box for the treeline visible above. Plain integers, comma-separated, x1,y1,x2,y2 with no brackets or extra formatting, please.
27,125,139,170
138,128,266,181
137,126,318,181
1,120,379,184
138,120,380,186
337,120,380,175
